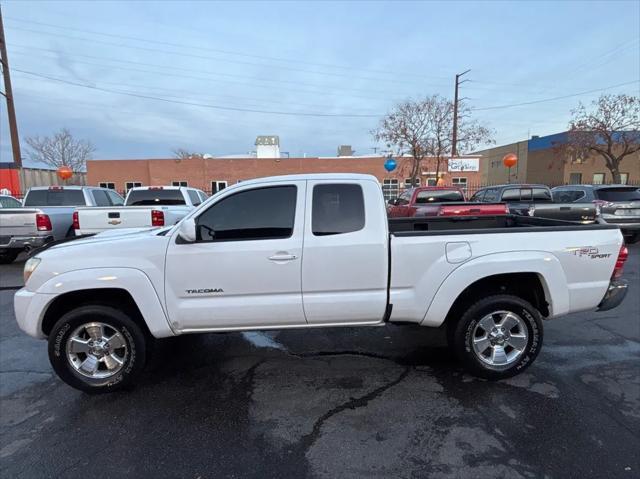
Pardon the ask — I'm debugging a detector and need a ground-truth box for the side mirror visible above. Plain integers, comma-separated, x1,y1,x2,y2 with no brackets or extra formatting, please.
177,217,197,243
388,198,397,206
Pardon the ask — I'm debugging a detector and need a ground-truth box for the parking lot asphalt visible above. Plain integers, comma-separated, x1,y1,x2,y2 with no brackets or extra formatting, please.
1,247,639,479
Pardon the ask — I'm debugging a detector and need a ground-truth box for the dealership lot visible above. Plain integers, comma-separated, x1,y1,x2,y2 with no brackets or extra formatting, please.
0,247,638,478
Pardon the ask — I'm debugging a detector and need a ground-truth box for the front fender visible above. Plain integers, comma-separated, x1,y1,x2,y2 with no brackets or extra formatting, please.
421,251,569,327
36,267,174,338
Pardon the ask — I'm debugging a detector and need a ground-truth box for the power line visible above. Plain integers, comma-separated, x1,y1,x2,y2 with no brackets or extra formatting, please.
4,24,438,88
472,80,639,111
8,44,405,99
13,68,381,118
5,16,451,81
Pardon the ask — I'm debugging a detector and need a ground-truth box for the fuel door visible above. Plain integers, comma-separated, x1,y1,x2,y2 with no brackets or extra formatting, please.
446,242,472,264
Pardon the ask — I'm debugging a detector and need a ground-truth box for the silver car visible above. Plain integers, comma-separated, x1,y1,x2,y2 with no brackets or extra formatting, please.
552,185,640,243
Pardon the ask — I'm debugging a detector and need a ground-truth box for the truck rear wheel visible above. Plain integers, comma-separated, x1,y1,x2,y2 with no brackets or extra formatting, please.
450,294,543,380
48,305,147,393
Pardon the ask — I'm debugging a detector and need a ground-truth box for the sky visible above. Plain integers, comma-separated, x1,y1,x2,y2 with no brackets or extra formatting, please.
1,0,639,166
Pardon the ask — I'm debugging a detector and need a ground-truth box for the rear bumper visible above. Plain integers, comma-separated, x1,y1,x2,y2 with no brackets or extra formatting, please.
597,279,628,312
0,235,53,252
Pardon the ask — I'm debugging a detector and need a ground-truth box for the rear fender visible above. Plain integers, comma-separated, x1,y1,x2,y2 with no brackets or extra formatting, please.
421,251,569,327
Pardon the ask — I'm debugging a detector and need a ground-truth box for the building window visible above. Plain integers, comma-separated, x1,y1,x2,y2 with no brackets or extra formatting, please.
172,181,188,187
620,173,629,185
425,178,438,186
592,173,605,185
125,181,142,192
404,178,420,189
451,177,468,193
569,173,582,185
382,179,399,201
211,181,228,194
99,182,115,189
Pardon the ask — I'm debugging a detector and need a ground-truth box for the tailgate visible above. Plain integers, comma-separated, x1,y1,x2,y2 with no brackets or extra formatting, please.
76,207,155,231
0,209,40,241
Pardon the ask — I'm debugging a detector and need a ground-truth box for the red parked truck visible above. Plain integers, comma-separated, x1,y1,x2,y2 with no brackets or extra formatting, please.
387,187,509,218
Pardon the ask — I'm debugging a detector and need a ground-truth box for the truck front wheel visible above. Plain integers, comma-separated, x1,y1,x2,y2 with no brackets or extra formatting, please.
47,305,147,393
450,295,543,380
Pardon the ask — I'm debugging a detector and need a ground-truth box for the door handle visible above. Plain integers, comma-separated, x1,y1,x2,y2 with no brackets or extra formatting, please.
268,253,298,262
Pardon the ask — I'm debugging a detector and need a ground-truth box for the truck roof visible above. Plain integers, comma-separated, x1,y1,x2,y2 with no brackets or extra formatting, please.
228,173,379,187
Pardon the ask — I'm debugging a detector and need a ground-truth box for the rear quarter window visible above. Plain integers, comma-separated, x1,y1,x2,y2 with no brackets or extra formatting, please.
312,184,365,236
24,189,86,206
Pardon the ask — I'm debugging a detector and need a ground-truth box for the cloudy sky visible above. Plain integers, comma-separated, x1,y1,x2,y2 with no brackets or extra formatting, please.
1,0,639,165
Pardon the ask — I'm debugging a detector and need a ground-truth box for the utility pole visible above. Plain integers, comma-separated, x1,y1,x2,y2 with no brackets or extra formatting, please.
0,5,21,167
451,69,470,159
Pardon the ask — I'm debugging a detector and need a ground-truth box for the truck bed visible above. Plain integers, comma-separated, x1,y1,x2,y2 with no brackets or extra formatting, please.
389,214,618,235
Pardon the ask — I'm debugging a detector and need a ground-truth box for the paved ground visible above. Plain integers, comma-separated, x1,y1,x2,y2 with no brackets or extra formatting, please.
1,247,638,478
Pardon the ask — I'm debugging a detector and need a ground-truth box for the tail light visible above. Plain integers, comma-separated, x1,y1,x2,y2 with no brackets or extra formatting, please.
72,211,80,230
36,213,52,231
612,245,629,280
151,210,165,227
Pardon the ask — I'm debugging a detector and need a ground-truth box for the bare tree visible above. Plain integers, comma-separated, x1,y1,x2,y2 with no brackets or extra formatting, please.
172,148,202,160
25,128,94,171
564,94,639,184
373,95,493,184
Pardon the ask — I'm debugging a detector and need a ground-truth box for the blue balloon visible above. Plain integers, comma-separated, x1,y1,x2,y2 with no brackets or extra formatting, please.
384,158,397,172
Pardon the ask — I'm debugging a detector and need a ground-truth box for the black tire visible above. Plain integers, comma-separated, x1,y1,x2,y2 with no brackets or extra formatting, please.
48,305,147,393
0,250,20,264
449,294,543,380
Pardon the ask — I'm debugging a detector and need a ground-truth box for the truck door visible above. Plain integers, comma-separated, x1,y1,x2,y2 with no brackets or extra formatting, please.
164,180,307,330
302,180,389,324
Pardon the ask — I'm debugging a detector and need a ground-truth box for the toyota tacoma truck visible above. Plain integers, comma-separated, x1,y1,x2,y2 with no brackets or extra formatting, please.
73,186,206,235
13,174,629,393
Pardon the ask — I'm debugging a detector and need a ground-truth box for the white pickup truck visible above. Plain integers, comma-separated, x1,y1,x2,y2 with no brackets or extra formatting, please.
73,186,207,235
14,174,629,393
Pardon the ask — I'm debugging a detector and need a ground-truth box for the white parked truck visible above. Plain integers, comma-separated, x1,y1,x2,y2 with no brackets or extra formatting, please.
14,174,629,393
73,186,207,235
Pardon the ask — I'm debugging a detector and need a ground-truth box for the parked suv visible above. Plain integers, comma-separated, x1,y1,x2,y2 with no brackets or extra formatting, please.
552,185,640,243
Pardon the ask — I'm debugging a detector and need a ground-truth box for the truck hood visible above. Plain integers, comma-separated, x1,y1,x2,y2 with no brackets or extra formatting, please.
48,227,166,251
26,227,172,292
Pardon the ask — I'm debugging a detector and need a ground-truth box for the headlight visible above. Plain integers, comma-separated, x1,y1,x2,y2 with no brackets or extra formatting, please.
24,257,41,284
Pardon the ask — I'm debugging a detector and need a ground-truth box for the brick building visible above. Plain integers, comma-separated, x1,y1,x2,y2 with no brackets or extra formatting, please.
86,154,483,200
476,132,640,185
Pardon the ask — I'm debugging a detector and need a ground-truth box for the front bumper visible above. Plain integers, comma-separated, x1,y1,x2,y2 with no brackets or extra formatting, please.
13,288,55,339
0,235,53,253
597,279,628,312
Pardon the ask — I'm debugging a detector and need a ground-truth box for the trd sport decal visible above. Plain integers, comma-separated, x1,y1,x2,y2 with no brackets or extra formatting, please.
566,247,612,259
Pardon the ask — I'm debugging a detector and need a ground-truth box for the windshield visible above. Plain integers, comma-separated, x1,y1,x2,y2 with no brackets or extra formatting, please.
595,188,640,202
415,190,465,203
24,189,85,206
126,189,186,206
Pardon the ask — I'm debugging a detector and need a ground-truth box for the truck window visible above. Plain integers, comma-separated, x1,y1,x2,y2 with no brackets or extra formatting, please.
501,189,521,201
24,189,86,206
415,189,464,203
126,189,186,206
92,189,111,206
532,188,552,201
396,190,412,205
0,196,21,208
187,190,201,206
470,190,485,202
106,190,124,206
196,186,296,241
483,188,499,202
312,184,364,236
595,187,640,202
